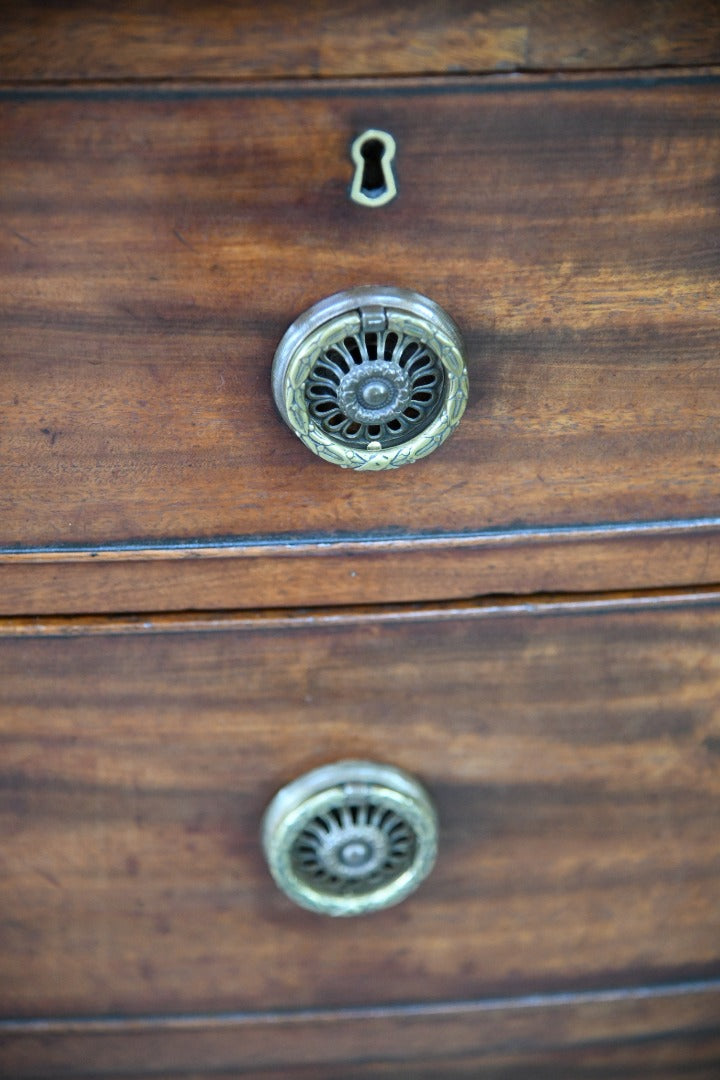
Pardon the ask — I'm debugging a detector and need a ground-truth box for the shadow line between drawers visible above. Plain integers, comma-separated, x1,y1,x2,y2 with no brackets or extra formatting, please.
3,516,720,563
1,979,719,1077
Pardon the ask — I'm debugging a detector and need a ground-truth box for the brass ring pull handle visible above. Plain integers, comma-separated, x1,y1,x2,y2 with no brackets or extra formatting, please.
271,287,468,470
262,761,438,916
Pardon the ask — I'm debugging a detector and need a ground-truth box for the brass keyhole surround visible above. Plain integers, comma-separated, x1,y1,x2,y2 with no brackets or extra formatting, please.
350,129,397,207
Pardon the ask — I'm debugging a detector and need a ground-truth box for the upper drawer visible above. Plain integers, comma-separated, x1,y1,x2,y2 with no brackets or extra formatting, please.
2,2,719,81
2,74,720,611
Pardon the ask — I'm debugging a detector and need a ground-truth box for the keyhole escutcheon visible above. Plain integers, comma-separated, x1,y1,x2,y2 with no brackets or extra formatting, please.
350,129,397,208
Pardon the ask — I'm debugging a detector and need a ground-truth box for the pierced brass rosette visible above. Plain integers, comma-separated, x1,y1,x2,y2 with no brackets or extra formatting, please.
262,761,438,916
271,287,468,470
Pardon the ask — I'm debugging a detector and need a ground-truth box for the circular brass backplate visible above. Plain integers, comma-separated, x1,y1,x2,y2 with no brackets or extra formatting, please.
262,761,438,916
271,287,468,470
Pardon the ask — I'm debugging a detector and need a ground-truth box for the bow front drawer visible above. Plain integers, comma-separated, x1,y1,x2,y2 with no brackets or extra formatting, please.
2,593,719,1034
2,76,720,613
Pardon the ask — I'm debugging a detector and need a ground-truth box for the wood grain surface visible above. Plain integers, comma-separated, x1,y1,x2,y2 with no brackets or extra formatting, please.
1,1,719,82
2,524,720,616
3,9,719,1079
1,73,719,601
2,592,719,1019
2,981,719,1077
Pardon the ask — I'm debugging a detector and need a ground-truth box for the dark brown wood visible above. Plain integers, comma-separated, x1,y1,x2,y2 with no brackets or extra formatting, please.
2,10,718,1080
125,1045,720,1080
1,585,720,637
2,525,720,616
2,593,719,1020
128,1044,720,1080
203,1034,720,1080
1,2,719,82
1,72,720,612
1,982,719,1078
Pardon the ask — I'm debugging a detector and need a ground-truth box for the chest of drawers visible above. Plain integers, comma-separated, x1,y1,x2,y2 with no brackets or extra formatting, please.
1,4,720,1077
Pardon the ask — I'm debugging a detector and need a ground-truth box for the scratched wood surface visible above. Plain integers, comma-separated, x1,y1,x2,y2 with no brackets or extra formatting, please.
3,528,720,616
2,593,719,1020
1,1,719,81
2,982,720,1077
1,75,719,603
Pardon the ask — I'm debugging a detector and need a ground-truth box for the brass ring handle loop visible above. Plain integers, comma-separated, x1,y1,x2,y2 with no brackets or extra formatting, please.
262,760,438,916
271,287,468,470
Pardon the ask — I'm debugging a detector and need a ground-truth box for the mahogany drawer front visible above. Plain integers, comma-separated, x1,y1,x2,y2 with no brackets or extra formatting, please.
2,592,719,1024
3,1,719,82
4,986,720,1079
2,73,720,612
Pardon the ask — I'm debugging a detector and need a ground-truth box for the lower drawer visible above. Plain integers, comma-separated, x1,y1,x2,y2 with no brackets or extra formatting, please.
3,981,720,1078
2,591,719,1025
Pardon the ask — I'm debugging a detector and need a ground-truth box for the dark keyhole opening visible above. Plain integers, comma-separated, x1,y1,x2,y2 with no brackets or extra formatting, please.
360,138,387,197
